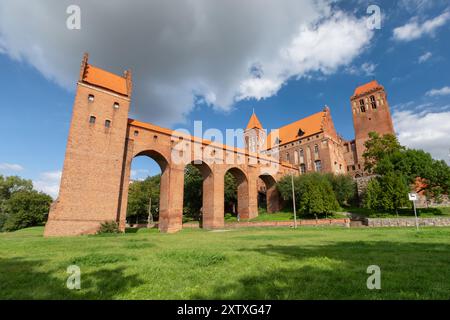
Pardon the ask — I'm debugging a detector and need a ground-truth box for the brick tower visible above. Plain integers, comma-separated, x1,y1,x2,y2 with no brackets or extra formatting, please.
244,111,266,153
350,80,395,168
44,53,132,236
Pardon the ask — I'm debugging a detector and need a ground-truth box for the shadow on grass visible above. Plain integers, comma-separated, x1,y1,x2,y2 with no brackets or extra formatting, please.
0,257,141,299
194,240,450,300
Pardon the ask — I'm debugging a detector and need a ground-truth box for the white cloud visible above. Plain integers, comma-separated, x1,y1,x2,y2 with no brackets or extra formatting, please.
418,51,432,63
130,169,150,181
393,110,450,164
0,163,24,172
393,11,450,42
426,86,450,97
0,0,373,126
345,62,377,77
33,171,62,199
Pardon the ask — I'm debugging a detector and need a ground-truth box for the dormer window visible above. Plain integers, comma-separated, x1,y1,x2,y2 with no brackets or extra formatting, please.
297,129,305,137
113,102,120,109
88,94,95,102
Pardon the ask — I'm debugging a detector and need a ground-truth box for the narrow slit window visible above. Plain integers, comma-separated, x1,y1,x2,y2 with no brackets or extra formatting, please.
359,99,366,112
370,95,377,109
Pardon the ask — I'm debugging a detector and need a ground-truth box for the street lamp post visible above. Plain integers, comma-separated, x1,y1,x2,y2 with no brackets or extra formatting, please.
291,174,297,229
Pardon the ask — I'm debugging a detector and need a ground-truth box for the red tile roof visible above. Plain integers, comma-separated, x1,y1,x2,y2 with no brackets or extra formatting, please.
353,80,382,97
265,111,324,150
82,64,128,96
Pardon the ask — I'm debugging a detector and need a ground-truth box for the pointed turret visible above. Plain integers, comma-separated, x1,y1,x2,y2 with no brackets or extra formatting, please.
246,111,263,130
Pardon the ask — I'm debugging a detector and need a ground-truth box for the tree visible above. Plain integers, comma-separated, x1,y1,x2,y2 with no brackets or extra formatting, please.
277,173,339,216
2,190,52,232
0,175,33,200
363,173,409,214
362,133,450,205
363,132,403,173
127,175,160,222
224,172,237,214
183,165,203,220
0,175,35,231
325,173,357,206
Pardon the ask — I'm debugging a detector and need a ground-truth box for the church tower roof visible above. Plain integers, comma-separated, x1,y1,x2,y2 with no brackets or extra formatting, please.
246,111,263,130
353,80,383,97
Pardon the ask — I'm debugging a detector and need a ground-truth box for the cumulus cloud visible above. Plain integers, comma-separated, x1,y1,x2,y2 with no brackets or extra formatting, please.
33,171,62,199
418,51,432,63
0,163,24,172
393,110,450,164
0,0,373,126
393,11,450,42
426,86,450,97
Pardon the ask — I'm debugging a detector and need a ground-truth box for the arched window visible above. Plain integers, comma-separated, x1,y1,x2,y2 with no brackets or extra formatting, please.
88,94,95,102
314,144,319,155
299,149,304,163
314,160,322,172
300,164,306,174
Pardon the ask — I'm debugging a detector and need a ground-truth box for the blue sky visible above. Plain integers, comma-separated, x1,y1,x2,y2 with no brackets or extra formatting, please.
0,0,450,197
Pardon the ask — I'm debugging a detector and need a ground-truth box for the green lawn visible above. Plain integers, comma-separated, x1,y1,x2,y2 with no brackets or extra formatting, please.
224,211,348,223
1,226,450,299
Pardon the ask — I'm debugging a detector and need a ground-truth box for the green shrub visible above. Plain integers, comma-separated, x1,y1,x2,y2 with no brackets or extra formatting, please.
97,220,120,234
277,173,339,216
2,190,52,232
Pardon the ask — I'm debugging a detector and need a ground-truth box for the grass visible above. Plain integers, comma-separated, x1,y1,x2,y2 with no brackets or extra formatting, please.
224,210,348,223
0,226,450,299
346,206,450,218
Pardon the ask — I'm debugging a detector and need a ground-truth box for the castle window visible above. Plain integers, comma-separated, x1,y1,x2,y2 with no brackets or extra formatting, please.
359,99,366,112
314,144,319,155
88,94,95,102
299,149,304,163
113,102,120,109
134,131,139,137
89,116,96,124
370,95,377,109
300,164,306,174
105,120,111,128
314,160,322,172
286,153,290,162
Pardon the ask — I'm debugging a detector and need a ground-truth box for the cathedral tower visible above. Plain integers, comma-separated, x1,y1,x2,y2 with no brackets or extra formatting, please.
350,80,395,166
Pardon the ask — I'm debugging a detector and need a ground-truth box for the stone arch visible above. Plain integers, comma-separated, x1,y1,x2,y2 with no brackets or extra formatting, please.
225,167,251,219
258,174,281,213
185,160,214,228
127,148,184,233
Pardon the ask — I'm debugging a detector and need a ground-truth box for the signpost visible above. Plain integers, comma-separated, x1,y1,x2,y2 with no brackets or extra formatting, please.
408,193,419,231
